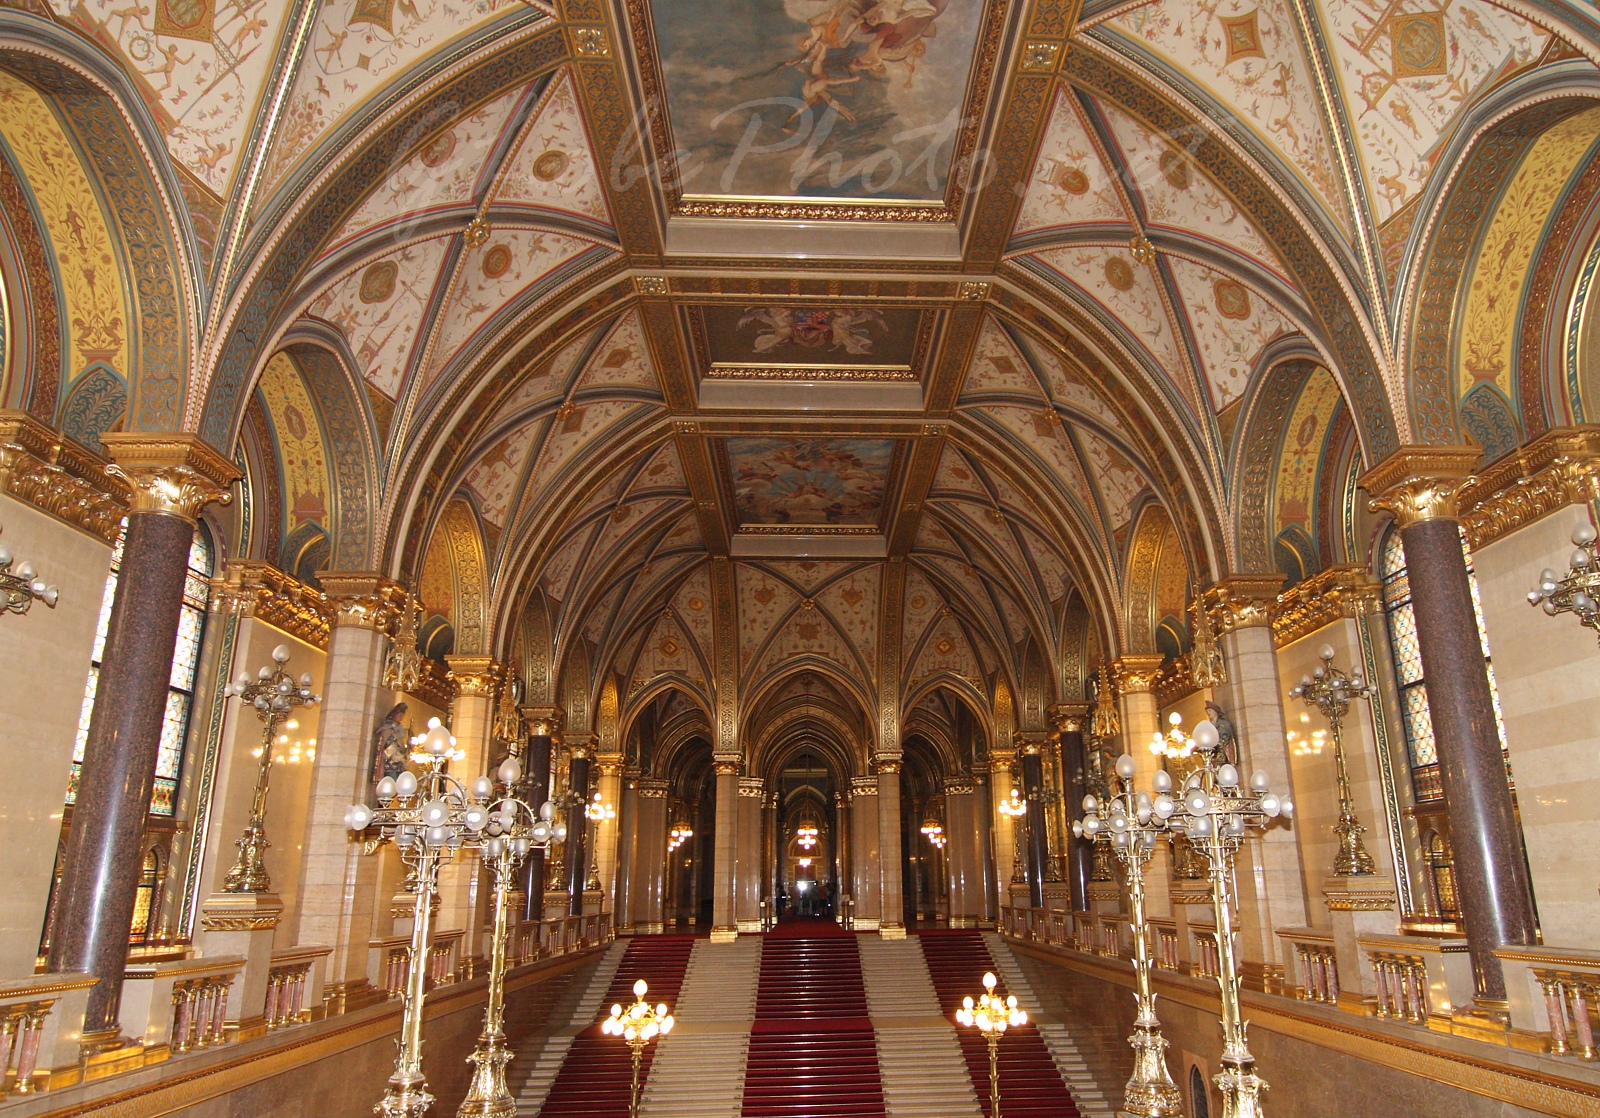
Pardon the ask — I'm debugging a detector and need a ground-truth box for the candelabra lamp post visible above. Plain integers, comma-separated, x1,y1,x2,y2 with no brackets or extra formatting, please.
998,786,1027,885
222,644,321,892
1163,719,1293,1118
584,791,614,892
345,723,560,1118
1074,753,1181,1117
0,524,58,614
1529,521,1600,639
1289,645,1376,877
602,978,676,1118
957,971,1027,1118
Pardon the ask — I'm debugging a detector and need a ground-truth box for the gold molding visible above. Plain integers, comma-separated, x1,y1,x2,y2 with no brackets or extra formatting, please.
445,655,504,699
1108,653,1164,694
0,411,129,542
317,573,408,634
1152,653,1201,708
1203,575,1286,634
414,657,454,712
1048,702,1089,735
211,561,332,649
703,365,919,382
1457,427,1600,549
1360,445,1481,527
100,433,238,522
1271,564,1384,648
520,705,564,738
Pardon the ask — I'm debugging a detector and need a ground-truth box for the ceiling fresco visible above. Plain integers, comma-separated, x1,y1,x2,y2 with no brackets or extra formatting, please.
723,436,899,529
644,0,992,204
693,304,927,379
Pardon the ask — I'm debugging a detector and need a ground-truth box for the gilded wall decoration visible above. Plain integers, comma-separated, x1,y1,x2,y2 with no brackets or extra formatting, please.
1272,365,1342,558
256,352,332,548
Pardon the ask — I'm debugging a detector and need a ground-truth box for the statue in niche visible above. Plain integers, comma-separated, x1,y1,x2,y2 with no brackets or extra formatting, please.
371,702,412,783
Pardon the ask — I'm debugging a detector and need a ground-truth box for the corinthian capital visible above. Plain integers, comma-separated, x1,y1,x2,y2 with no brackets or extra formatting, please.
319,572,407,632
446,655,504,698
101,433,239,522
1359,445,1481,527
1109,654,1165,694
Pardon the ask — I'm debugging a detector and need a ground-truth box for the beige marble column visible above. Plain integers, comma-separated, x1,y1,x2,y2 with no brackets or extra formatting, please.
736,776,765,930
943,777,981,927
294,575,404,1011
1112,655,1171,918
832,792,849,912
849,777,881,928
593,754,625,906
710,759,740,942
1206,576,1309,991
876,757,906,938
438,656,500,971
630,779,669,933
988,747,1024,911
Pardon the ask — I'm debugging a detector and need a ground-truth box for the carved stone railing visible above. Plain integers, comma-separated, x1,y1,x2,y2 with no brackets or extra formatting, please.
1359,934,1470,1027
369,929,465,998
265,944,330,1030
1495,945,1600,1059
540,912,612,956
0,974,96,1096
122,956,245,1055
1149,918,1181,972
1277,927,1340,1006
1190,924,1220,979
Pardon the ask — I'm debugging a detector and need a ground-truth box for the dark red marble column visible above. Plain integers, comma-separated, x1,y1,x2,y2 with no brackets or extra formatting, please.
1366,448,1537,1005
520,713,555,921
1054,709,1092,912
1019,743,1048,910
566,748,591,915
48,437,235,1042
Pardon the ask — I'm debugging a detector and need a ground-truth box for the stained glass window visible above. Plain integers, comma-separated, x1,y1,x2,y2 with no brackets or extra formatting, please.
68,523,214,817
1378,525,1507,803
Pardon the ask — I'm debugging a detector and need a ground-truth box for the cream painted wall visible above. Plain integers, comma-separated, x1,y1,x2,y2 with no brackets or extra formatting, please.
1473,511,1600,949
1277,621,1402,921
0,495,112,978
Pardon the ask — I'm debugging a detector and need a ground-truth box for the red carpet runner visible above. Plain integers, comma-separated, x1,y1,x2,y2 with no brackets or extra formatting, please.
536,934,696,1116
741,918,888,1117
917,931,1082,1118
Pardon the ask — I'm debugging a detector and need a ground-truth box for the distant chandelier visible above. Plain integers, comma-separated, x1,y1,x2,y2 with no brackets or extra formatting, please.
998,787,1027,818
795,820,819,851
585,792,615,822
1149,711,1198,761
920,813,946,849
668,817,694,853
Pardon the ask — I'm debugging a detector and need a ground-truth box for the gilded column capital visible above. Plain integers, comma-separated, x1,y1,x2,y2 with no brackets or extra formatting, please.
712,758,742,777
596,753,625,778
850,776,879,796
1202,575,1286,633
101,432,238,522
988,746,1017,769
1108,653,1165,693
519,705,564,737
1048,702,1090,735
875,756,903,775
738,776,766,796
210,560,331,648
636,778,670,798
566,733,597,760
1359,445,1481,527
319,572,407,632
1013,730,1049,755
445,655,504,698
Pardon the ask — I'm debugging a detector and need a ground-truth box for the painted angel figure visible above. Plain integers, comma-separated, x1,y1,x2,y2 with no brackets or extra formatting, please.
738,306,798,352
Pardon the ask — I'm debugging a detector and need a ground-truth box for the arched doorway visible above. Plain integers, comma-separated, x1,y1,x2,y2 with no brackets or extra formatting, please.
775,750,838,919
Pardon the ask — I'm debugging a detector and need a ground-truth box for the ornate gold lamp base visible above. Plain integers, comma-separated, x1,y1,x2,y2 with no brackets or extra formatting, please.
456,1032,515,1118
1121,1023,1183,1116
1214,1058,1268,1118
376,1074,436,1118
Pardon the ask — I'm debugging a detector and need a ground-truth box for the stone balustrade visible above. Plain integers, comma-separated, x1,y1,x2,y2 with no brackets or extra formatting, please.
0,974,96,1096
1494,945,1600,1059
1149,918,1181,972
265,944,330,1030
1277,927,1341,1006
121,955,245,1055
1358,933,1470,1028
1190,923,1220,979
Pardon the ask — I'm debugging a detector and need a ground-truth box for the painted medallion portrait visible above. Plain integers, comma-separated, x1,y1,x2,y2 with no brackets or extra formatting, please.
648,0,987,202
725,437,896,526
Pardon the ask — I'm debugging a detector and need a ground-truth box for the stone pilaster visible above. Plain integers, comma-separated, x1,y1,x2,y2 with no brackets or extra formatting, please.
1205,574,1307,989
593,754,625,906
439,656,501,967
710,759,740,942
850,777,881,928
736,776,765,930
943,776,981,927
629,779,669,933
988,747,1021,910
876,756,906,938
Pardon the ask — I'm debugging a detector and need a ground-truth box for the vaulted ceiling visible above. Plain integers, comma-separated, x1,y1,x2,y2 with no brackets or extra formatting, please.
6,0,1600,718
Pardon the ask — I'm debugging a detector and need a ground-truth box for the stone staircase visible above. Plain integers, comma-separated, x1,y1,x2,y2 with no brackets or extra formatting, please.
859,936,982,1118
512,942,627,1116
984,933,1118,1118
640,937,760,1118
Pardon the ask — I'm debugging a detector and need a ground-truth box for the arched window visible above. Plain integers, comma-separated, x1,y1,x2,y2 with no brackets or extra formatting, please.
1376,525,1508,805
68,522,215,816
129,847,164,944
1189,1065,1210,1118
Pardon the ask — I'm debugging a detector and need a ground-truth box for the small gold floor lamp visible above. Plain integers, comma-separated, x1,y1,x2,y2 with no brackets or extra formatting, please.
602,978,675,1118
957,971,1027,1118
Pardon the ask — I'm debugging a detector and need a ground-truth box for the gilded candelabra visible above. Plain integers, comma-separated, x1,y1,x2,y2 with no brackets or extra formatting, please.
346,723,561,1118
957,971,1027,1118
1289,645,1376,877
999,786,1026,884
602,978,676,1118
1529,521,1600,641
584,791,613,892
1163,718,1293,1118
221,644,321,893
1075,753,1181,1117
0,524,57,615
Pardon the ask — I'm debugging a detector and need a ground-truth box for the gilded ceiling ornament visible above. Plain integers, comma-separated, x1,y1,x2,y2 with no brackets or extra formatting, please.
635,276,670,297
1021,40,1060,72
571,25,611,57
532,150,570,181
1104,256,1135,291
463,216,492,247
1390,12,1448,78
1128,236,1157,267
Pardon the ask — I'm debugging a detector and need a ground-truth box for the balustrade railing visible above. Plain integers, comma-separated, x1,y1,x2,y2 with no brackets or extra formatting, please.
1150,918,1181,972
171,975,232,1053
1369,950,1429,1024
1190,926,1220,979
1277,928,1340,1006
1495,946,1600,1060
0,975,95,1097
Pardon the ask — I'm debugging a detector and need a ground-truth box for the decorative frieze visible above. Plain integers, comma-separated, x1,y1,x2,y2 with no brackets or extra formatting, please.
0,410,128,542
1152,654,1200,708
211,561,331,649
1271,564,1383,649
1457,427,1600,549
101,432,238,522
1202,576,1285,634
